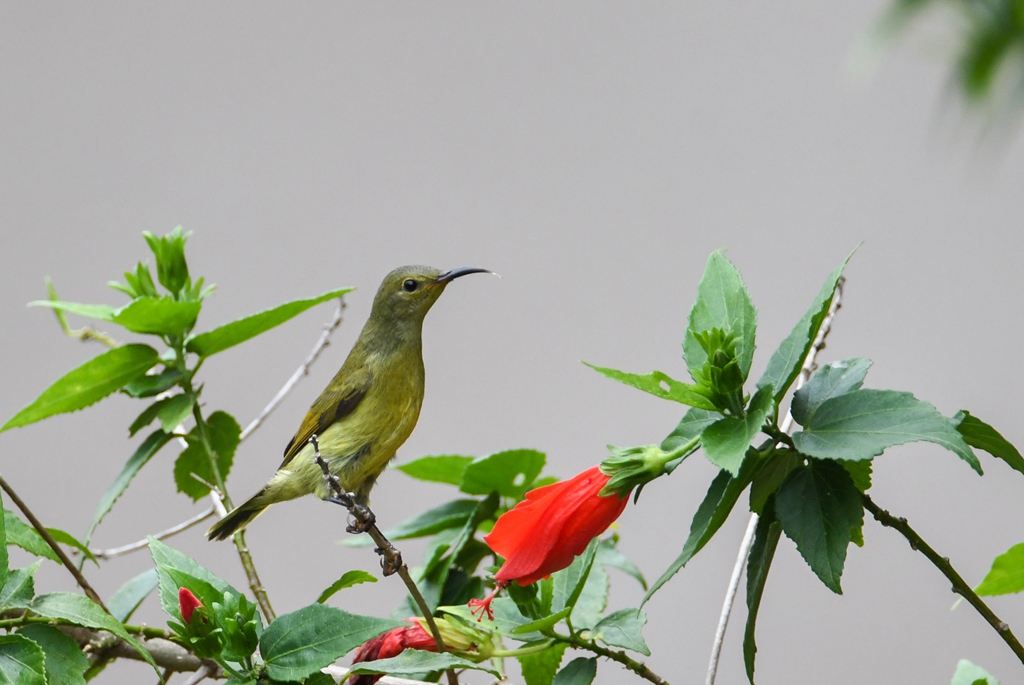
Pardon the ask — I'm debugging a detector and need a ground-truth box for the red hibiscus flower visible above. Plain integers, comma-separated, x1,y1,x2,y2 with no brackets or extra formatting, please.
349,620,437,685
178,587,202,624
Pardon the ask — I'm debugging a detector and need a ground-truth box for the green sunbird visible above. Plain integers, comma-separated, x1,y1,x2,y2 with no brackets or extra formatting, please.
207,265,490,541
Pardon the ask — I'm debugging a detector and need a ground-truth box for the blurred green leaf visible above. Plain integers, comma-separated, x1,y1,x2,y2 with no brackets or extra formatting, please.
157,393,194,433
384,500,480,541
955,411,1024,477
28,300,115,322
122,368,182,398
596,538,647,590
111,297,201,336
316,570,377,604
570,564,608,630
588,608,650,656
512,606,572,635
260,604,401,681
108,568,159,623
757,253,851,402
775,460,863,594
519,642,567,685
744,500,782,684
460,449,546,499
976,542,1024,596
749,451,801,515
174,411,240,501
791,358,872,427
701,384,774,476
0,634,46,685
552,657,597,685
128,399,169,437
19,624,88,685
660,408,718,455
346,650,499,678
87,430,173,542
396,455,474,486
0,562,40,609
551,539,599,616
951,658,1000,685
2,344,159,432
144,227,191,295
148,538,239,619
185,288,353,357
644,457,757,605
582,363,717,411
683,250,757,384
3,512,59,564
30,592,157,672
45,528,97,566
793,390,982,474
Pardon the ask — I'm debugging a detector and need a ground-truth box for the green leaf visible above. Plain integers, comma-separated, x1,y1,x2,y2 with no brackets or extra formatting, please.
842,460,873,494
683,250,757,383
644,458,757,605
596,538,647,590
148,538,239,619
0,562,40,609
157,393,194,433
86,430,173,541
775,460,863,594
345,649,499,678
185,288,353,357
108,568,159,622
316,570,377,604
701,384,774,476
791,358,872,427
128,400,169,437
519,642,567,685
551,539,600,616
570,564,608,630
513,606,572,635
30,593,158,672
396,455,474,486
1,345,159,432
18,625,88,685
27,300,115,322
3,512,59,564
260,604,401,681
660,408,719,454
552,657,597,685
582,363,717,411
173,411,241,500
757,252,851,402
951,659,1000,685
744,501,782,684
384,500,480,540
44,529,97,566
955,411,1024,477
110,297,202,336
460,449,546,499
588,608,650,655
749,451,801,514
792,389,982,474
122,368,182,398
975,542,1024,596
0,634,46,685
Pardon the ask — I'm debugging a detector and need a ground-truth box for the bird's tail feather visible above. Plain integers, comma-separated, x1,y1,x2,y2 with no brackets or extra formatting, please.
206,488,272,541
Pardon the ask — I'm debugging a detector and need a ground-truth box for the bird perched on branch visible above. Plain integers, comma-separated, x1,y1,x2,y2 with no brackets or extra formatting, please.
207,265,490,541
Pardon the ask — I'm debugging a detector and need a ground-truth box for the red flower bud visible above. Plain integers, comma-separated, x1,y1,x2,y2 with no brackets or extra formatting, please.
178,587,202,624
485,466,629,586
349,619,438,685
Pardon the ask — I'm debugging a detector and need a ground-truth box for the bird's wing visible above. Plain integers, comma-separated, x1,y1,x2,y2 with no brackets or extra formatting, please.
279,368,373,467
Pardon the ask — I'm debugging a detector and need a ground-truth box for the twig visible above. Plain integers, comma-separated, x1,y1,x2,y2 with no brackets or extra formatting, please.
310,436,459,685
88,301,346,564
862,494,1024,664
179,663,216,685
0,476,110,613
232,529,274,621
705,277,845,685
90,506,215,559
564,633,668,684
239,299,346,442
60,625,221,675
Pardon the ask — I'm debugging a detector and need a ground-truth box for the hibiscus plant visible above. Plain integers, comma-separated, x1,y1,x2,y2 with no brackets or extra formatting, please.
0,229,1020,685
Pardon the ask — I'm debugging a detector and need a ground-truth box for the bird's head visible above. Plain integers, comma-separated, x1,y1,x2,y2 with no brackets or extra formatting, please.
369,265,491,328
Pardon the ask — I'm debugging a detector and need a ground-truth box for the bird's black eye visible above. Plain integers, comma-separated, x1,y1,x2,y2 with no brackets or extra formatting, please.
403,279,419,292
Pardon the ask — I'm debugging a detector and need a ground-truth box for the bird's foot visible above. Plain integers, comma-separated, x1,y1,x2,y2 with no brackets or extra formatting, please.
326,493,355,509
346,502,376,534
375,546,402,576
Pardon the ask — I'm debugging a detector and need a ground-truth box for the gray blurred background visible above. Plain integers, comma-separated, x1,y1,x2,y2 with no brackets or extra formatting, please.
2,3,1023,684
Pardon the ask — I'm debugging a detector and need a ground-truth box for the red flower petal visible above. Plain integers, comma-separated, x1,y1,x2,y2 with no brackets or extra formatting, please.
178,587,202,624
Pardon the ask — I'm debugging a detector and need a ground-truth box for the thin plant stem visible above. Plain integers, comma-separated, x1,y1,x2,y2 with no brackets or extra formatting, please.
863,494,1024,665
0,476,110,613
706,277,845,685
559,632,668,685
91,506,215,559
310,436,459,685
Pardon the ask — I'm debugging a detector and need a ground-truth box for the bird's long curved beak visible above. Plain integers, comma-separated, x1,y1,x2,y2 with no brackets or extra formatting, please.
437,267,493,283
